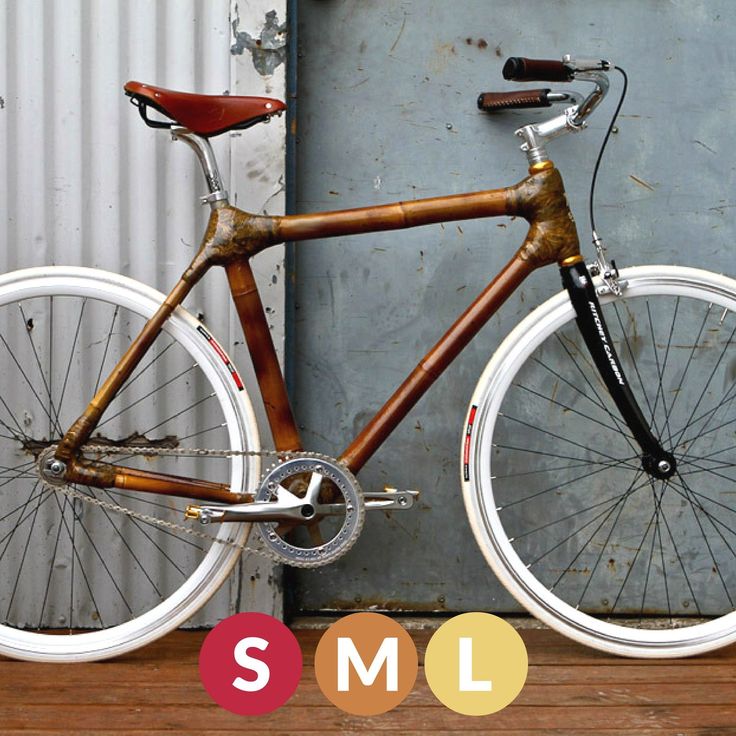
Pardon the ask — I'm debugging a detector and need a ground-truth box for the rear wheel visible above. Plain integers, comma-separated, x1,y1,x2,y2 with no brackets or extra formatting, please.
0,267,260,662
464,266,736,657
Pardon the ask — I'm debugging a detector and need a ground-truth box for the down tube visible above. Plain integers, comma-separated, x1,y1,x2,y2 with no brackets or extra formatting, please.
339,254,536,473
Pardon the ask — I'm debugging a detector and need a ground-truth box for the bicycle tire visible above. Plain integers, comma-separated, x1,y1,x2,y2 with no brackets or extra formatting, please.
463,265,736,658
0,267,260,662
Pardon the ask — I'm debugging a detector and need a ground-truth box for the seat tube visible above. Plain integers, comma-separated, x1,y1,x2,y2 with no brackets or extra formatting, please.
226,258,302,453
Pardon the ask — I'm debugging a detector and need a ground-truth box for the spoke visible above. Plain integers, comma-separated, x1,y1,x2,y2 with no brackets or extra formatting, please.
526,474,648,571
68,492,76,628
100,490,205,552
545,472,646,592
0,428,27,444
37,494,70,629
574,477,639,610
493,458,635,481
512,381,635,439
652,481,672,624
638,494,660,620
678,460,736,485
141,393,216,435
645,298,678,448
0,460,38,491
100,488,192,574
676,413,736,454
5,483,43,620
115,341,176,398
671,319,736,450
0,329,63,436
79,489,165,596
674,473,734,607
0,486,47,525
18,304,63,436
93,305,119,395
0,486,50,563
55,493,133,616
50,493,107,628
673,374,736,444
681,443,736,463
500,455,639,510
56,297,87,422
610,489,658,613
667,476,736,542
511,485,645,542
657,481,702,616
178,422,227,443
96,364,198,430
612,301,662,437
498,411,636,466
553,332,639,453
665,302,712,421
0,396,29,441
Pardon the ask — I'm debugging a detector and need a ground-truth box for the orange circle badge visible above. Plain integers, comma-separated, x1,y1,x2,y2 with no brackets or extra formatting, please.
314,612,418,715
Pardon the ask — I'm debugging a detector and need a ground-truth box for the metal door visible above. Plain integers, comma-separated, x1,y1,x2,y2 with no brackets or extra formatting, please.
290,0,736,613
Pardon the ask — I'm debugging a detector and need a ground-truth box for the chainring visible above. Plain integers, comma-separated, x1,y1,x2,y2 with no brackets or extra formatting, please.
254,456,365,568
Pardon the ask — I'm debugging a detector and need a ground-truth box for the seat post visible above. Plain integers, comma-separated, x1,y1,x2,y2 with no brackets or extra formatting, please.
171,127,229,208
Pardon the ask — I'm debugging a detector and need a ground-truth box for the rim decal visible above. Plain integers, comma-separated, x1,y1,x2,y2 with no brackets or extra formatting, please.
463,405,478,481
197,325,245,391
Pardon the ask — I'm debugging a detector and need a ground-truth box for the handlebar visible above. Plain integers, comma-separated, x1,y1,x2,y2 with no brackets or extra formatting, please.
502,57,573,83
478,54,614,164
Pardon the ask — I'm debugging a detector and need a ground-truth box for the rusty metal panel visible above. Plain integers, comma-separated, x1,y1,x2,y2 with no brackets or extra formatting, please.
0,0,286,625
291,1,736,612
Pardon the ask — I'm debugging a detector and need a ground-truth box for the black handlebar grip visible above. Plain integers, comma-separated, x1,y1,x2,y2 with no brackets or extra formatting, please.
502,57,573,83
477,89,551,111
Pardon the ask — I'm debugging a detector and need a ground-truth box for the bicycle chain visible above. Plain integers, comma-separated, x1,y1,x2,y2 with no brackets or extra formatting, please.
40,444,343,565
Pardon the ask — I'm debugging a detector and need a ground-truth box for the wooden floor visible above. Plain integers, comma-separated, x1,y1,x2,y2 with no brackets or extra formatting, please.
2,620,736,734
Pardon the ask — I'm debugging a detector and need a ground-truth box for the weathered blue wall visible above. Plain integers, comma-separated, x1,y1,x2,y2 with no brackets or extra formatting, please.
290,0,736,612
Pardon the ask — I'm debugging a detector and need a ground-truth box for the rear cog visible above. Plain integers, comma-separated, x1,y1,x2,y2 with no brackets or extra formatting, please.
254,456,364,568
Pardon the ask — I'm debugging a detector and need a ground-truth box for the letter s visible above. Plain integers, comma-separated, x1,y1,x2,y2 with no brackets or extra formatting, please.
232,636,270,692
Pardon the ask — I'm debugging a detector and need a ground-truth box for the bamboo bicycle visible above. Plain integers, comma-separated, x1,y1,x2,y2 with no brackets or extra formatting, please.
1,55,735,661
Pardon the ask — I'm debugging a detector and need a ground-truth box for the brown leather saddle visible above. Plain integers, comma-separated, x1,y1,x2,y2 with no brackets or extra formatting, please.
124,81,286,137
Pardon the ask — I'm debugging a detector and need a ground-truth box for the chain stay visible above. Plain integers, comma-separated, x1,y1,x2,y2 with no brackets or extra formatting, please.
42,444,343,564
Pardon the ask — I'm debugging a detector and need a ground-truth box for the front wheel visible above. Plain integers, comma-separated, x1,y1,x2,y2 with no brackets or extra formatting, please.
463,266,736,657
0,267,261,662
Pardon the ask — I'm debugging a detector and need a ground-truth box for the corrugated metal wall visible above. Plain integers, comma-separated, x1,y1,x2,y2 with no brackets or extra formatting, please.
291,0,736,613
0,0,286,625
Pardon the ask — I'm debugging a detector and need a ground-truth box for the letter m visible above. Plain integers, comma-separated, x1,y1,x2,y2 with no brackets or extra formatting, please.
336,637,398,692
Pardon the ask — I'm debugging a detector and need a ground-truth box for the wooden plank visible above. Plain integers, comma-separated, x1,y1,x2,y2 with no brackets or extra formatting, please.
1,680,735,709
9,732,736,736
2,703,736,731
2,627,736,733
8,626,734,666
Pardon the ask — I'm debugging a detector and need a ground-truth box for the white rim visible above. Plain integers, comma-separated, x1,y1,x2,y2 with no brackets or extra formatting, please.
0,267,260,662
462,266,736,657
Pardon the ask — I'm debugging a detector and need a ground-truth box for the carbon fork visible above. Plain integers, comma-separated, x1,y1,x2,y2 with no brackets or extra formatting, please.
560,260,676,480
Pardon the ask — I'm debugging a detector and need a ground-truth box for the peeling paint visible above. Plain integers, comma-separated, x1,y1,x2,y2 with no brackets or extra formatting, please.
231,5,287,76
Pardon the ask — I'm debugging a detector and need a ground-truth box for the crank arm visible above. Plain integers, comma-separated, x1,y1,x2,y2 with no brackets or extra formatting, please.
185,497,314,525
185,487,419,524
364,487,419,510
311,488,420,514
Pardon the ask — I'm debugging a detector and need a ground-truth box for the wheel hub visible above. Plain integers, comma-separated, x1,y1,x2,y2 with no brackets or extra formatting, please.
37,445,68,486
641,451,676,480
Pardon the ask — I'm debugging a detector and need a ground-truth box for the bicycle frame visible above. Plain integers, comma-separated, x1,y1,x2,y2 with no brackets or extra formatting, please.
53,161,585,502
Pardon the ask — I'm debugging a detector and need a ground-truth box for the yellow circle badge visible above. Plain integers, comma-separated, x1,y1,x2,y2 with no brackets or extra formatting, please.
424,612,528,716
